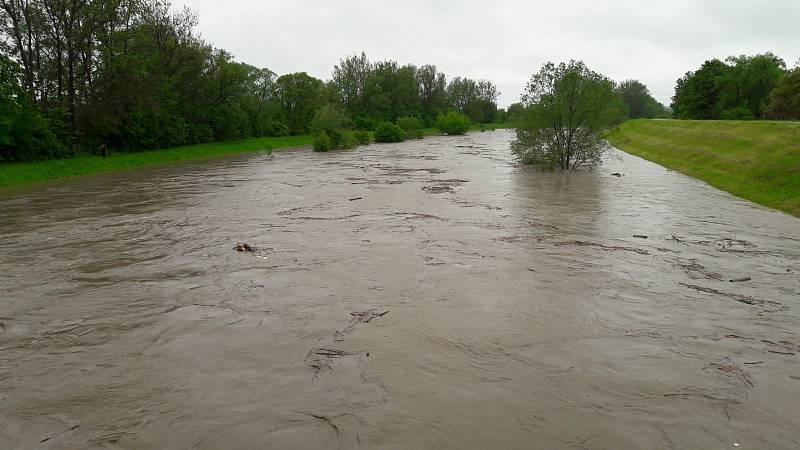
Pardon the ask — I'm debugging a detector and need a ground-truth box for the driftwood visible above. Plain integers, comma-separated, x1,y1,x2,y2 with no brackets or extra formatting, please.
555,240,650,255
729,277,752,283
234,242,255,252
335,310,389,342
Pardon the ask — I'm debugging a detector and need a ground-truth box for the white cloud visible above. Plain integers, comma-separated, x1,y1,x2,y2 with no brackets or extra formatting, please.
180,0,800,107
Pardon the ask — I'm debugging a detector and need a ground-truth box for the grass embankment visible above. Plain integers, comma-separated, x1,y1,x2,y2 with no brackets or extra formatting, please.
607,119,800,216
0,135,313,188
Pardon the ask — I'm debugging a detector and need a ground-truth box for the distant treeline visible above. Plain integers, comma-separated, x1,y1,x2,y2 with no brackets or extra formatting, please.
0,0,499,162
672,53,800,121
505,77,671,126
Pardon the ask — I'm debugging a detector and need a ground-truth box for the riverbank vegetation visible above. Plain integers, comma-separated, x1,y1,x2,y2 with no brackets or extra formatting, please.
0,134,312,188
672,53,800,120
0,0,500,164
607,119,800,216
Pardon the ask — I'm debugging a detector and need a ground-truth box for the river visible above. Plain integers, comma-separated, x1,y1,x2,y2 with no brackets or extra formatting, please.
1,130,799,449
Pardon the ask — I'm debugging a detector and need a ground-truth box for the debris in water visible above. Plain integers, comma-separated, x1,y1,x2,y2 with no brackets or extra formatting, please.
680,283,758,305
667,234,688,245
335,309,389,341
305,346,355,375
633,234,649,239
768,350,796,356
234,242,255,252
350,310,389,323
422,184,455,194
611,172,623,177
729,277,752,283
555,240,650,255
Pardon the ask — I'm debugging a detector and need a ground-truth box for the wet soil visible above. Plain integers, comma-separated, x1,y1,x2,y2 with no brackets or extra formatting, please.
1,130,799,449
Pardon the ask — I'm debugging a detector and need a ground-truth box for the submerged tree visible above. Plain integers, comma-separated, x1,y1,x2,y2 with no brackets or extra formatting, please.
512,61,624,170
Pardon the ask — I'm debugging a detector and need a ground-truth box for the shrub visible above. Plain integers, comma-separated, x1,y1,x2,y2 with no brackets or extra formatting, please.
311,106,362,150
396,116,423,132
396,116,424,139
340,131,358,150
720,107,756,120
310,105,350,137
374,122,406,143
353,130,372,145
312,131,332,152
436,111,471,135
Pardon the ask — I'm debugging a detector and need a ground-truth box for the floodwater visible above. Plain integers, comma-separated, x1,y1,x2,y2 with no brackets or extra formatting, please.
1,130,799,449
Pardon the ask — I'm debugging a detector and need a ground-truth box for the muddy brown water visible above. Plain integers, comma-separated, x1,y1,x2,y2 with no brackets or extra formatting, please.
1,130,799,449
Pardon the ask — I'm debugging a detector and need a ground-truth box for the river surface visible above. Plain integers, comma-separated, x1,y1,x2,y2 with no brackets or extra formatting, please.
1,130,799,449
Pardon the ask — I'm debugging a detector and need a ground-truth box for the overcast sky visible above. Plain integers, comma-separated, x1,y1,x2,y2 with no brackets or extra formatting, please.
179,0,799,108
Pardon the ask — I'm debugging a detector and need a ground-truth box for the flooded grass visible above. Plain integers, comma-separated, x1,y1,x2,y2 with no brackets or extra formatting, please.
0,124,510,189
0,134,314,188
607,119,800,216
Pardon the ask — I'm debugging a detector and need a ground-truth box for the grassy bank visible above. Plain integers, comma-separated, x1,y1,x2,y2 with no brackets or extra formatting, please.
0,123,512,188
0,135,313,188
607,119,800,216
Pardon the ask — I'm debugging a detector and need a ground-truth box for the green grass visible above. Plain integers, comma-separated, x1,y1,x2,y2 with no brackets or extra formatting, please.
606,119,800,216
0,134,313,188
0,122,513,188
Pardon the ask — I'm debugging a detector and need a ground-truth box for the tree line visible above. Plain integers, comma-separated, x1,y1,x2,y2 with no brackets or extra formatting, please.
672,53,800,120
505,76,671,127
0,0,499,162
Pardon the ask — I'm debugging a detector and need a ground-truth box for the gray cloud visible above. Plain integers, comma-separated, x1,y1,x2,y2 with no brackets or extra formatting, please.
181,0,799,107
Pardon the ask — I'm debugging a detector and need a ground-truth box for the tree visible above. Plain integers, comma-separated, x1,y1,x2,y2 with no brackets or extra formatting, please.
511,61,621,170
724,53,785,118
506,102,524,123
416,64,447,125
672,53,787,120
672,59,728,119
331,51,371,118
766,68,800,120
617,79,668,119
273,72,326,134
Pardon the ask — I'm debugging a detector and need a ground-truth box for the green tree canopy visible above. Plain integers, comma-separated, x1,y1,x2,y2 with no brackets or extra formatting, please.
512,61,623,170
672,53,787,120
617,80,669,119
766,68,800,120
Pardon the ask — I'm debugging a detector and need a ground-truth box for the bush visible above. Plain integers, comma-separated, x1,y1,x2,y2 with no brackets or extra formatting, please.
436,111,471,135
720,107,756,120
312,131,332,152
340,131,358,149
353,130,372,145
396,116,423,132
374,122,406,143
310,105,350,136
396,116,424,139
311,106,361,150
